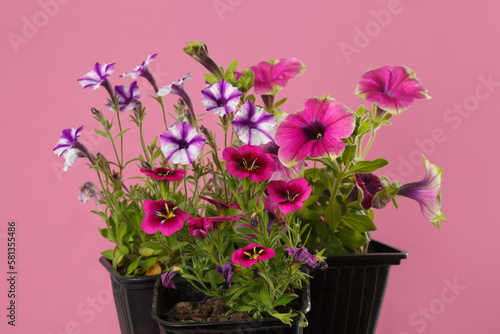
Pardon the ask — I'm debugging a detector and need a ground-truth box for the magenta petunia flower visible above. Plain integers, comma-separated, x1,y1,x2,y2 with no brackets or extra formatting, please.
141,199,192,236
355,65,430,114
160,122,206,165
275,97,355,167
251,58,305,95
232,100,276,146
216,262,233,285
188,216,240,239
222,145,276,182
78,63,115,90
349,173,386,210
140,167,186,181
121,54,158,79
201,79,242,116
284,246,316,268
267,178,312,214
107,81,141,112
231,243,275,267
397,156,446,228
261,141,303,181
199,196,241,215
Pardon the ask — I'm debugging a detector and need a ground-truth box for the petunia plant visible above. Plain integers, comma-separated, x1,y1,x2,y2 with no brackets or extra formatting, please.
54,41,446,325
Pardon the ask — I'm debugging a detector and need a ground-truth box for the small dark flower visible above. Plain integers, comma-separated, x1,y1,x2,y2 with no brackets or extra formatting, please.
284,246,316,268
216,262,233,285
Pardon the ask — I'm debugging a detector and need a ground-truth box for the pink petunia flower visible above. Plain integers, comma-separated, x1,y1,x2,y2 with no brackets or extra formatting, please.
267,178,312,214
141,199,192,236
188,216,240,240
199,196,241,215
222,145,276,182
231,243,275,267
140,167,186,181
397,156,446,228
251,58,305,95
355,65,430,114
275,97,355,167
261,141,303,181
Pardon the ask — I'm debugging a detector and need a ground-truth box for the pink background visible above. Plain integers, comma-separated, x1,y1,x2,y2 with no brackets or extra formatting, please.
1,0,498,333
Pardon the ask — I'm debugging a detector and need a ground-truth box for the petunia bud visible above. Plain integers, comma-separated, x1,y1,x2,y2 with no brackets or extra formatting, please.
141,161,152,171
183,41,224,79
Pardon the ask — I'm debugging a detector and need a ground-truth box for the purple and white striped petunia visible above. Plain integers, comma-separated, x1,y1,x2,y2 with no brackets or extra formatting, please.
109,81,141,112
53,126,84,157
275,97,355,167
53,126,90,171
201,80,242,116
355,65,430,114
121,54,158,79
77,63,115,89
232,100,276,146
157,73,191,97
160,122,206,165
251,58,306,95
397,156,446,228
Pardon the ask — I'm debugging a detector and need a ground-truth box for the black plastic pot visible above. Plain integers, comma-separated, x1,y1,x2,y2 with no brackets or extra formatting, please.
99,256,160,334
305,240,408,334
152,277,311,333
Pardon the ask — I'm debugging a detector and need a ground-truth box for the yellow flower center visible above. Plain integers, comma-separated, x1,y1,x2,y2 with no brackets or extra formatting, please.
242,158,259,171
244,246,265,260
157,204,177,222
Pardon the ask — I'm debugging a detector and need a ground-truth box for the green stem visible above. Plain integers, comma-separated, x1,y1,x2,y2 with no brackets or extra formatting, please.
139,122,150,163
158,97,168,131
361,128,376,159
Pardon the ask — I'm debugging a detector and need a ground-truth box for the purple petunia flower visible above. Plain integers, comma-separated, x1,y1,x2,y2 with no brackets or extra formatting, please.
355,65,430,114
141,199,192,236
201,80,242,116
140,167,186,181
250,58,306,95
157,73,195,121
122,54,159,92
216,262,233,285
222,145,276,182
232,100,276,146
275,97,355,167
53,126,94,171
161,268,178,289
107,81,141,112
398,156,446,228
77,63,115,90
284,246,316,268
122,54,157,79
160,122,206,165
78,181,102,210
231,243,275,267
267,178,312,214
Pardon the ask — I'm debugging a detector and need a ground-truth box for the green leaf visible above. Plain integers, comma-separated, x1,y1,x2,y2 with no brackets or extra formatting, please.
126,256,142,275
226,59,238,74
299,209,322,220
139,257,159,269
140,241,166,251
274,293,297,307
324,203,342,231
101,249,114,260
342,212,377,232
274,97,288,109
259,287,273,309
357,119,371,135
337,229,367,248
114,128,130,139
98,228,113,241
138,247,154,257
342,145,356,165
205,73,219,84
348,158,388,174
94,129,110,139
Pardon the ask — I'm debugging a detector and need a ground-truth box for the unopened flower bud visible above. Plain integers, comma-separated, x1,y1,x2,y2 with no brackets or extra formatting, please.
141,161,152,170
91,107,103,119
250,213,259,228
